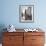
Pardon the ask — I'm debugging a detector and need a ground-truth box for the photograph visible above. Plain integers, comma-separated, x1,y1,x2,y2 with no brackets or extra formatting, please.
19,5,34,22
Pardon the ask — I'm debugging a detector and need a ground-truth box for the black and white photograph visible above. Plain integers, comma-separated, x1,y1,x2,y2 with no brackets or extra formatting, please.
19,5,34,22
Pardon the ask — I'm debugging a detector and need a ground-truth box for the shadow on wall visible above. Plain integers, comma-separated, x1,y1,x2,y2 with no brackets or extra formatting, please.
0,24,7,43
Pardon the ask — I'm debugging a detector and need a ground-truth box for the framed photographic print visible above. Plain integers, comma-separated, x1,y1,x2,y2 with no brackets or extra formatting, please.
19,5,34,23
